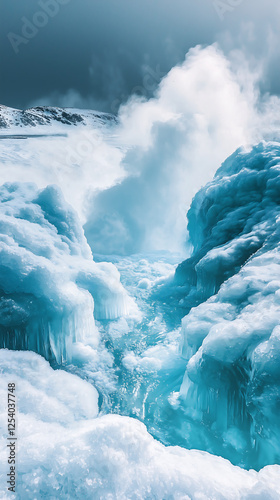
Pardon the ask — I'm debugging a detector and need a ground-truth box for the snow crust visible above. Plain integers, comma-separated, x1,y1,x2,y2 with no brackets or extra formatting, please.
0,182,133,362
1,349,280,500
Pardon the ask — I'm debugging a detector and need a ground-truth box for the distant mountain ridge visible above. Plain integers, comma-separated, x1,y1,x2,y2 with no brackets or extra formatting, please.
0,104,116,129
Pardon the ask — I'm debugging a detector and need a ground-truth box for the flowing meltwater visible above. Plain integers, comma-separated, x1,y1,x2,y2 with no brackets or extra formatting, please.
62,252,187,441
53,251,252,472
94,253,186,429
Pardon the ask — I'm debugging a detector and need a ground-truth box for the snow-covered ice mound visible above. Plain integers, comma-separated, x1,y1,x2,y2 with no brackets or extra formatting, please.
0,349,280,500
0,350,99,423
175,142,280,469
0,182,133,362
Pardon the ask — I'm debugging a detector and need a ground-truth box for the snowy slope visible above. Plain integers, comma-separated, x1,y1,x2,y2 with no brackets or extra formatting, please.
0,104,116,131
0,182,134,363
0,105,126,222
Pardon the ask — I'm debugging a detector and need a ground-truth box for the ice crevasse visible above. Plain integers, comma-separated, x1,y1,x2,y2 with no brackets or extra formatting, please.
0,182,134,362
174,141,280,469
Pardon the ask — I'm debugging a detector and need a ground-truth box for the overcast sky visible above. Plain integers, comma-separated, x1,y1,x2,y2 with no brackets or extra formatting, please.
1,0,279,112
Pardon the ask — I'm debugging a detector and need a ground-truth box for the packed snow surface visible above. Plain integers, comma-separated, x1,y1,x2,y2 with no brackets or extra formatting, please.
1,100,280,497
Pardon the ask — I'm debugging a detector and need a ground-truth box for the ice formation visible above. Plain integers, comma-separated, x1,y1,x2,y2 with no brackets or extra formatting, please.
1,349,280,500
0,182,133,362
175,142,280,469
1,90,280,496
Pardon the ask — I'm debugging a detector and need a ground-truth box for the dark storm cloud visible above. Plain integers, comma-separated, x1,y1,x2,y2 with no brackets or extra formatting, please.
0,0,279,112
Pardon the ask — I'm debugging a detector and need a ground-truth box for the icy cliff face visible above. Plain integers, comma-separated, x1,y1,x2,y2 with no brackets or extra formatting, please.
0,182,132,362
1,350,279,500
176,142,280,468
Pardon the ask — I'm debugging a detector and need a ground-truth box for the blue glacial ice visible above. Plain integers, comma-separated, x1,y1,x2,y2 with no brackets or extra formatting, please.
0,182,134,362
174,142,280,469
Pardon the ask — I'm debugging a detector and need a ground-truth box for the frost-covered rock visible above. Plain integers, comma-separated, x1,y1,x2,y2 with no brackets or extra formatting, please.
0,349,280,500
0,183,133,362
0,104,116,130
176,142,280,468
